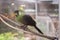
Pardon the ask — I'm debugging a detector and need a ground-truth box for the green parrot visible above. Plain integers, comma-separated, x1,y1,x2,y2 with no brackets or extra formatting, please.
15,6,25,25
14,6,43,34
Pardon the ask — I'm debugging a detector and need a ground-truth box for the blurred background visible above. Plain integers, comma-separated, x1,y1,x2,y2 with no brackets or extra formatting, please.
0,0,59,40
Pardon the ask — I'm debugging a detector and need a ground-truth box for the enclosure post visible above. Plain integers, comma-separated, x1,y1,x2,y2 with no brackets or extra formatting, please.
57,0,60,40
35,0,38,19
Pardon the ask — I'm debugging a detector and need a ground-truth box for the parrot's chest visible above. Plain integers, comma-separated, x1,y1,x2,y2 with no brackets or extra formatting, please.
16,15,24,23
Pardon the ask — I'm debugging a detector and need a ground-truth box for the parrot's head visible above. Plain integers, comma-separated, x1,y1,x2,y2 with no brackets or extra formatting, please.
14,10,19,17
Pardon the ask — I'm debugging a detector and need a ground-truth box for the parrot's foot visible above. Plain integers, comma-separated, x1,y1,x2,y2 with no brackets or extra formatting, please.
20,25,28,31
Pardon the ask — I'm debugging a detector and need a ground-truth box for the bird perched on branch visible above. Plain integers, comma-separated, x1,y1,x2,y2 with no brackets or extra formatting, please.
14,6,43,34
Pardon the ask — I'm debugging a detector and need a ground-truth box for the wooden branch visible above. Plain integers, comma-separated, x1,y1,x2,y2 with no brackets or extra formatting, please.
0,14,58,40
0,14,21,26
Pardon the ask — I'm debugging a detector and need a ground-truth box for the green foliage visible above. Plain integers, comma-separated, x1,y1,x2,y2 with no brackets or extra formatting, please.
2,7,9,13
0,32,25,40
19,37,25,40
0,32,14,40
4,8,9,13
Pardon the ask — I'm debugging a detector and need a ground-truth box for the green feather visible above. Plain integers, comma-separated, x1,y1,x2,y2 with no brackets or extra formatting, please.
16,6,25,23
16,14,24,23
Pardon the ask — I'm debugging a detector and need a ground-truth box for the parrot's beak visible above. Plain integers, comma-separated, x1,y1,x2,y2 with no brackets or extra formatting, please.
15,13,17,16
14,10,19,16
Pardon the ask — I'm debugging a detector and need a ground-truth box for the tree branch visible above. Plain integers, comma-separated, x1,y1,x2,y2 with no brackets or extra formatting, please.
0,14,58,40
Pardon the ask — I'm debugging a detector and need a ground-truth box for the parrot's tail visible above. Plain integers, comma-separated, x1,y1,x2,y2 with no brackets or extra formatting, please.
34,25,43,34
